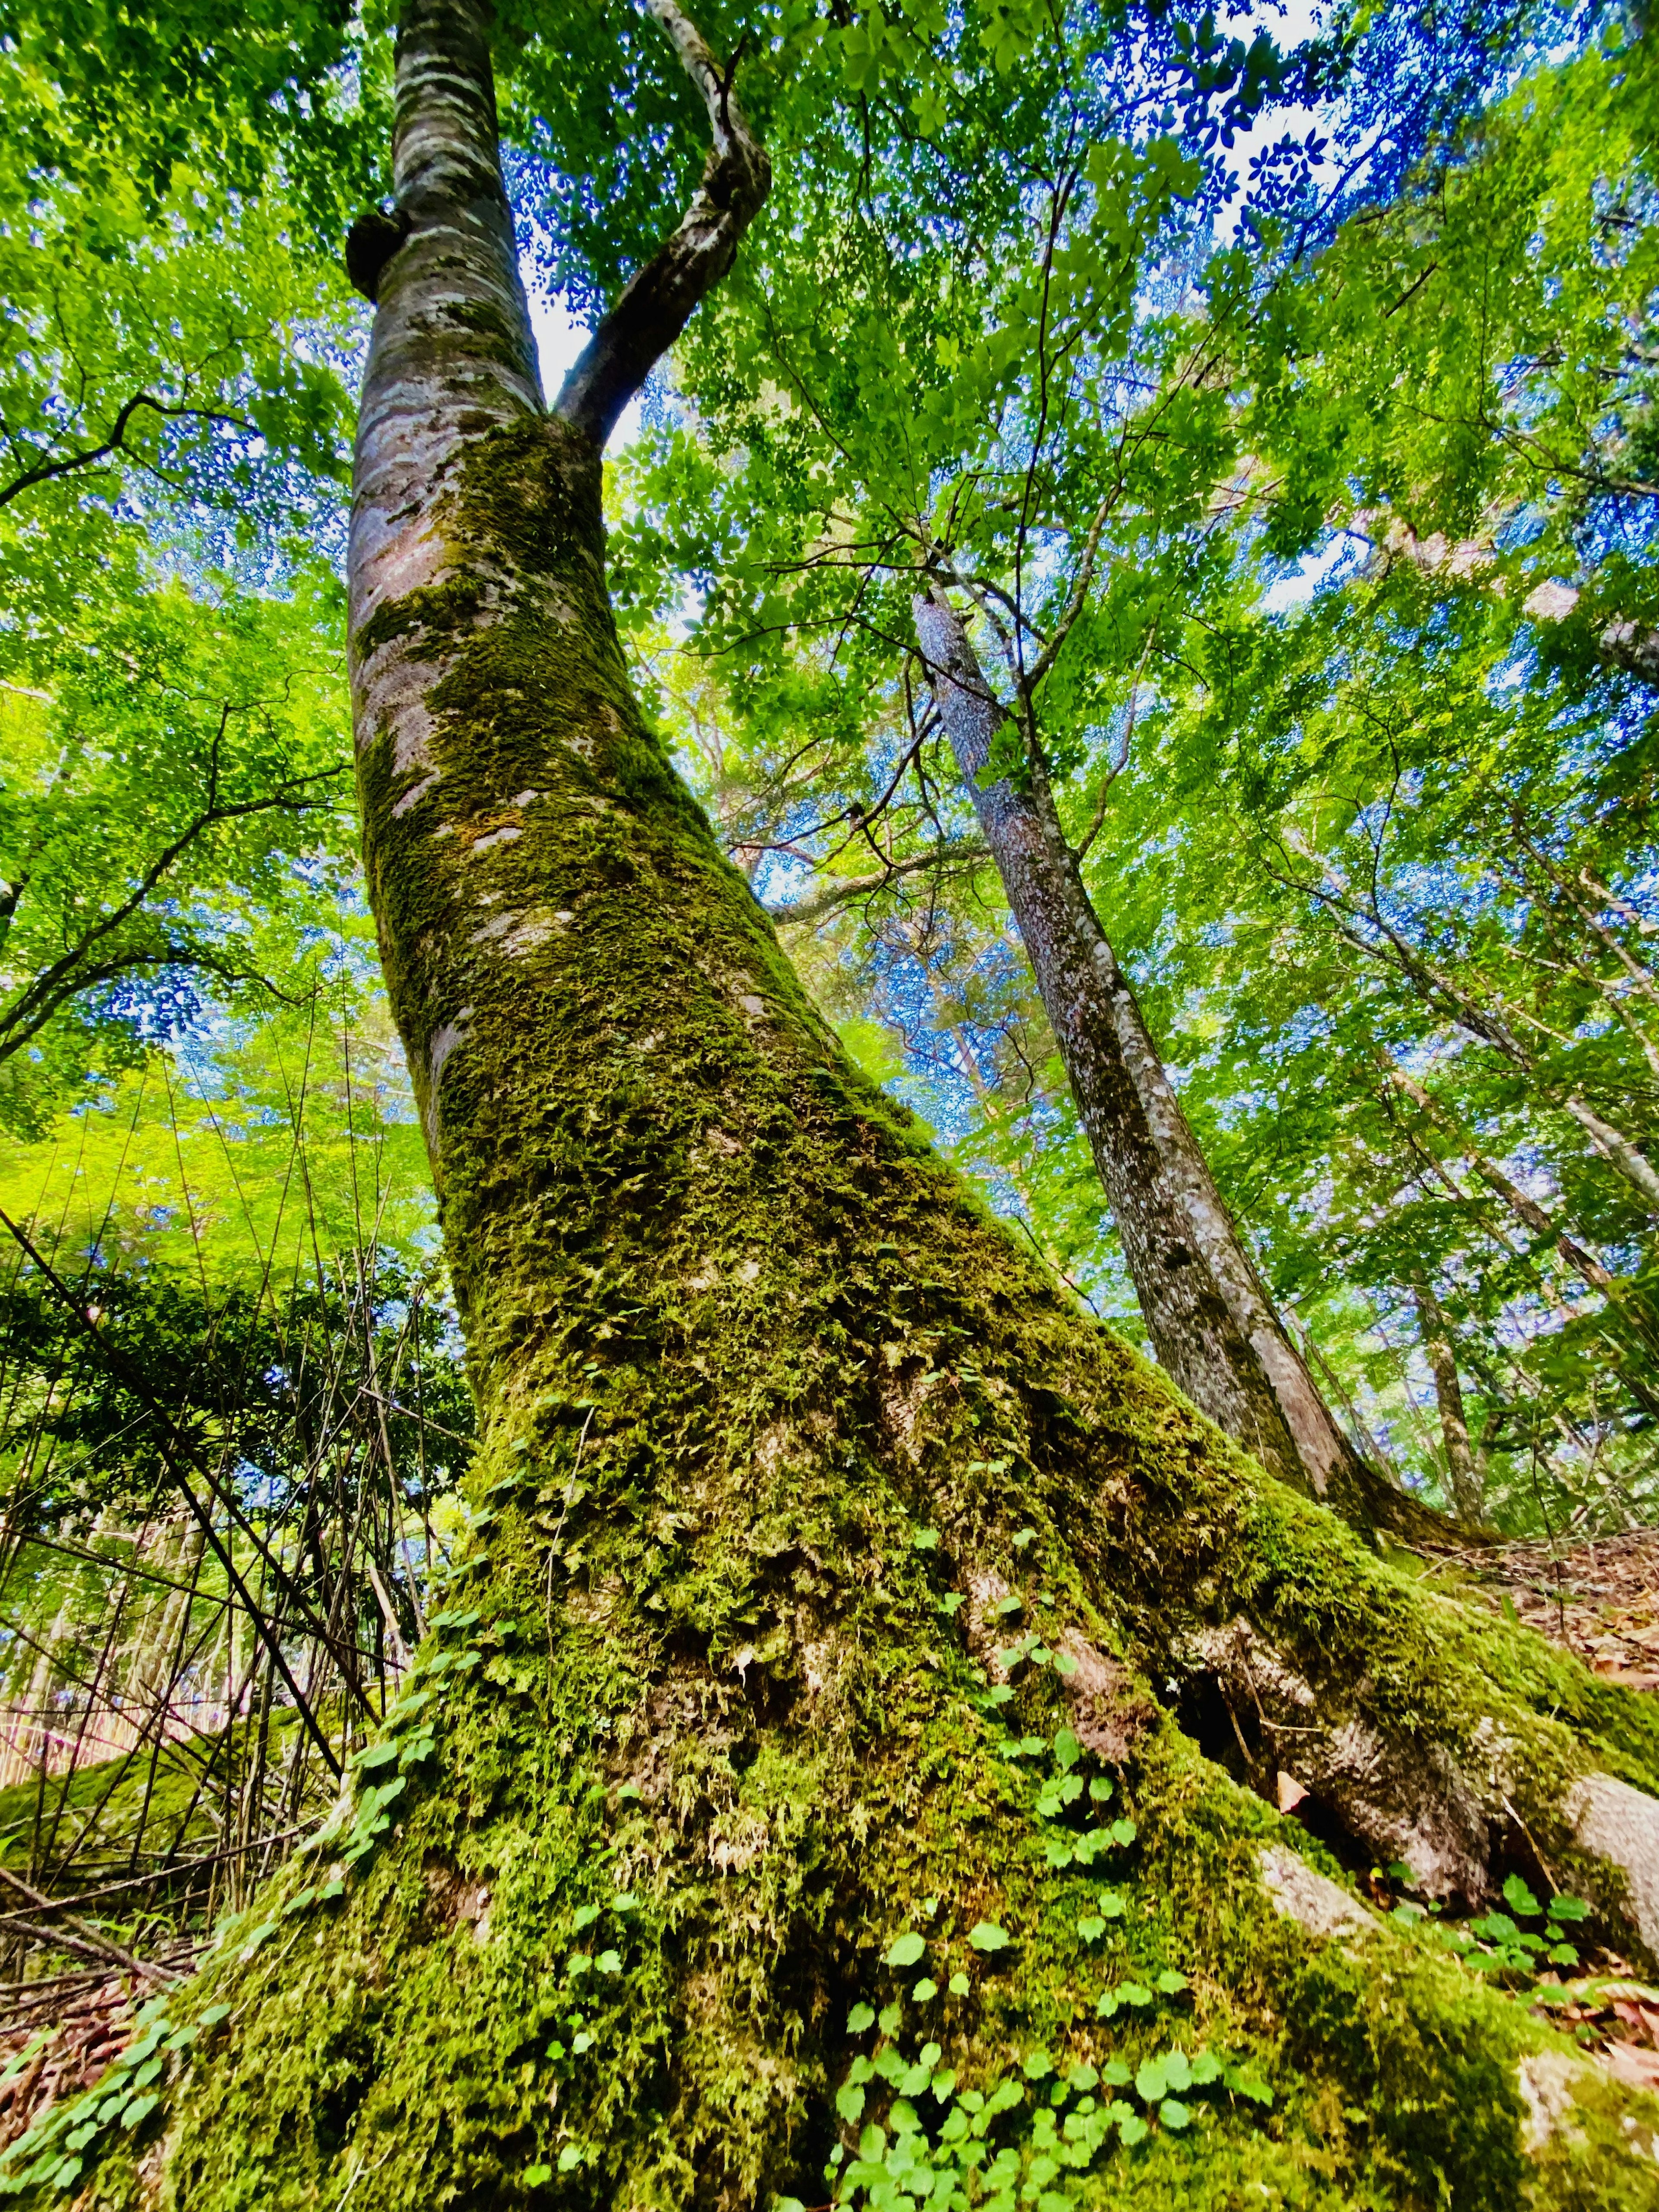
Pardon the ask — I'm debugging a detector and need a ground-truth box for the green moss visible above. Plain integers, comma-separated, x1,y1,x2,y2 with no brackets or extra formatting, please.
20,413,1653,2209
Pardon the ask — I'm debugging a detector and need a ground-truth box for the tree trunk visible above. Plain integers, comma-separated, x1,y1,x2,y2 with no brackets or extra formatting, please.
1409,1276,1484,1526
1382,1056,1617,1294
61,10,1659,2207
912,587,1410,1537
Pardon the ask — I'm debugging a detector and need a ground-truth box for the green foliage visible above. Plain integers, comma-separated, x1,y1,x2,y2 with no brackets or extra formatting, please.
0,581,356,1131
633,19,1659,1535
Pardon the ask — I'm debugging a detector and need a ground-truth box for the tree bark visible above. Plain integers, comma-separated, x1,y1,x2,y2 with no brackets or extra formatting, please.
1409,1275,1484,1527
67,10,1659,2206
912,586,1411,1536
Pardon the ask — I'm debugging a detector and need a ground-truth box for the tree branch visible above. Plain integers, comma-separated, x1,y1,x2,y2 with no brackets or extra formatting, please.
768,842,988,928
0,392,258,511
553,0,770,449
0,759,340,1060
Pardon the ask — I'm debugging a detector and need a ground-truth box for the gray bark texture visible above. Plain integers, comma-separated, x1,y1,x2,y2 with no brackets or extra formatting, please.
912,586,1420,1538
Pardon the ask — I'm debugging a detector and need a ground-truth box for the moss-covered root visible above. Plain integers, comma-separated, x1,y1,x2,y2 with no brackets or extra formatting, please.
11,1450,1659,2212
26,1647,1659,2212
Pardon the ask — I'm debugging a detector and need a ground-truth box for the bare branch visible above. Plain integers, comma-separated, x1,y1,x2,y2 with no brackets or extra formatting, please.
554,0,769,448
0,392,258,511
0,760,343,1062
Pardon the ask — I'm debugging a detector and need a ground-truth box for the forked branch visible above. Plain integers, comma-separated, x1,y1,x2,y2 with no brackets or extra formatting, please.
554,0,770,449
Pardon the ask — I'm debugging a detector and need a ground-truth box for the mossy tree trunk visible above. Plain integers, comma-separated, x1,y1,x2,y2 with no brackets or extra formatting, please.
57,6,1659,2209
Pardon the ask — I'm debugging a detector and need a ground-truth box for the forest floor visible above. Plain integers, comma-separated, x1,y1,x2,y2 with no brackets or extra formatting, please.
1402,1524,1659,2088
1411,1524,1659,1694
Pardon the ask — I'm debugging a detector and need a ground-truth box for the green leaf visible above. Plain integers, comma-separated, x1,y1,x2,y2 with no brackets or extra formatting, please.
968,1921,1010,1952
1547,1894,1590,1923
1502,1874,1541,1919
947,1972,971,1996
1077,1916,1106,1944
836,2083,867,2125
1155,1969,1188,1996
1160,2098,1192,2130
1135,2057,1169,2104
912,1978,939,2002
887,1931,926,1968
556,2145,583,2173
1224,2063,1273,2107
1024,2048,1053,2079
1052,1728,1082,1771
523,2165,552,2187
848,2002,876,2033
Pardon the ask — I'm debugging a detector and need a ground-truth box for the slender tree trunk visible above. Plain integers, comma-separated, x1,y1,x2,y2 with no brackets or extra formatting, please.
1409,1275,1484,1526
81,10,1659,2206
1381,1057,1618,1293
912,587,1408,1534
